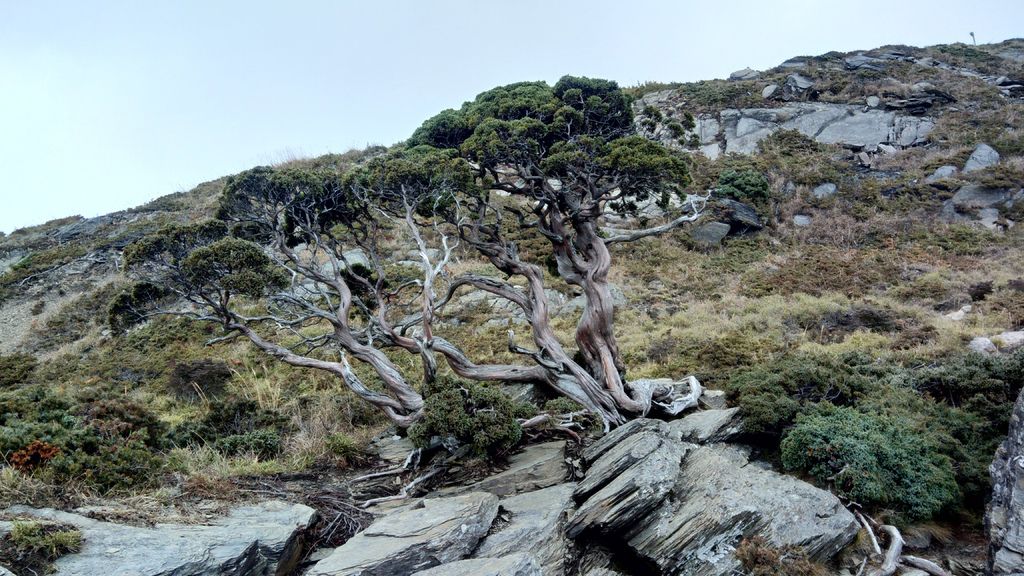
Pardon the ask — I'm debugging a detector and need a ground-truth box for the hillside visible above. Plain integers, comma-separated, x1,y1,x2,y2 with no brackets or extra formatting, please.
1,39,1024,575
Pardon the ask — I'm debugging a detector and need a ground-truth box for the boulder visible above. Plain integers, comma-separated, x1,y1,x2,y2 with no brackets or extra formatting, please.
926,165,959,183
308,492,499,576
474,483,576,575
567,419,859,576
944,304,972,321
964,143,1001,172
994,331,1024,352
970,336,999,355
0,501,316,576
411,553,541,576
866,95,881,108
458,441,568,497
845,54,884,71
793,214,812,227
691,222,731,247
761,84,780,99
557,285,625,316
699,389,728,410
624,444,859,575
784,73,815,100
813,183,837,199
729,68,761,81
988,388,1024,575
715,199,763,232
568,420,688,538
950,185,1018,210
371,434,416,466
669,408,743,443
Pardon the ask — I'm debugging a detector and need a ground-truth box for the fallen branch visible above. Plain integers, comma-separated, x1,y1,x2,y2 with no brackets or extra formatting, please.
867,524,903,576
856,512,882,556
900,555,950,576
359,467,445,508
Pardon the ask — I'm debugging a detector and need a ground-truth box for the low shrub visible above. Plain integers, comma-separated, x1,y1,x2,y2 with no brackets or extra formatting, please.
0,353,37,388
0,520,82,575
213,429,281,459
781,404,959,521
409,377,533,458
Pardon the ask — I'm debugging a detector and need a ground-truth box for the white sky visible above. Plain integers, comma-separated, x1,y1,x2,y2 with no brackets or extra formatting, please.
1,0,1021,233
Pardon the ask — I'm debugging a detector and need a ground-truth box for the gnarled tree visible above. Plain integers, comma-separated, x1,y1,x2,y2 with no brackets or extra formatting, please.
412,76,707,424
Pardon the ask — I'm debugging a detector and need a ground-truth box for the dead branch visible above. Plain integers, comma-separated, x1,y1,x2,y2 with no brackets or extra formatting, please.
900,555,950,576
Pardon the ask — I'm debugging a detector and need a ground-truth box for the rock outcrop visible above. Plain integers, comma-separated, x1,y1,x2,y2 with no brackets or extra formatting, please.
566,418,859,576
473,484,576,576
988,388,1024,575
308,492,498,575
635,94,935,159
0,501,316,576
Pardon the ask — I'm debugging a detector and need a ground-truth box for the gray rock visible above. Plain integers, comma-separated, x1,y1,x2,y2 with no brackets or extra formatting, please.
669,408,743,443
926,165,959,183
729,68,761,81
342,248,372,270
784,73,815,99
866,95,881,108
761,84,779,99
716,199,763,231
568,422,688,538
567,419,859,576
964,143,1001,172
475,483,576,575
813,183,837,199
970,337,999,355
951,185,1018,210
699,389,728,410
459,441,567,497
0,567,13,576
691,222,731,246
500,383,538,406
994,331,1024,352
988,388,1024,575
625,444,859,575
309,492,499,576
371,434,416,466
793,214,812,227
0,501,316,576
845,54,884,71
412,553,541,576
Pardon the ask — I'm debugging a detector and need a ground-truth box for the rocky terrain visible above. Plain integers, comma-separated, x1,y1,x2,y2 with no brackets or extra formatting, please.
2,39,1024,575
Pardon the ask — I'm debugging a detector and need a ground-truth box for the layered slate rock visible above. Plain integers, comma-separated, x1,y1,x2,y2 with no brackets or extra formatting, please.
474,483,576,575
0,501,316,576
412,553,541,576
988,388,1024,575
567,420,688,538
309,492,498,576
669,407,743,443
459,441,568,497
568,419,859,576
624,444,859,575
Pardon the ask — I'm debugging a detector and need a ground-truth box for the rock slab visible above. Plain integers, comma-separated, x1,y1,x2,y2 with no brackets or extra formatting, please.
308,491,498,576
0,501,316,576
988,388,1024,575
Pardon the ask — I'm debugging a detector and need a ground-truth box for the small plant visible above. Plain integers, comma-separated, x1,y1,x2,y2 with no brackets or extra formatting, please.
717,169,770,204
1,520,83,574
9,440,61,472
0,353,37,388
213,429,282,459
409,377,532,458
735,536,826,576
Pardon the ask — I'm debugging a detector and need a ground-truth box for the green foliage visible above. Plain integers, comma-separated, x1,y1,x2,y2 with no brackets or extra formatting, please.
0,386,165,491
716,169,770,204
2,520,82,574
326,432,364,460
409,377,529,458
213,429,281,459
725,352,873,438
781,404,959,521
108,282,171,332
0,353,37,388
181,238,288,298
170,398,289,447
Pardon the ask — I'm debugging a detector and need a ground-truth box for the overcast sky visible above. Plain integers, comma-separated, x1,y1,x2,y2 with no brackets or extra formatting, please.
1,0,1021,232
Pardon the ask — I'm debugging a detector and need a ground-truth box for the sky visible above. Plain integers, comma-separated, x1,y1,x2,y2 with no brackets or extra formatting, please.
1,1,1021,233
